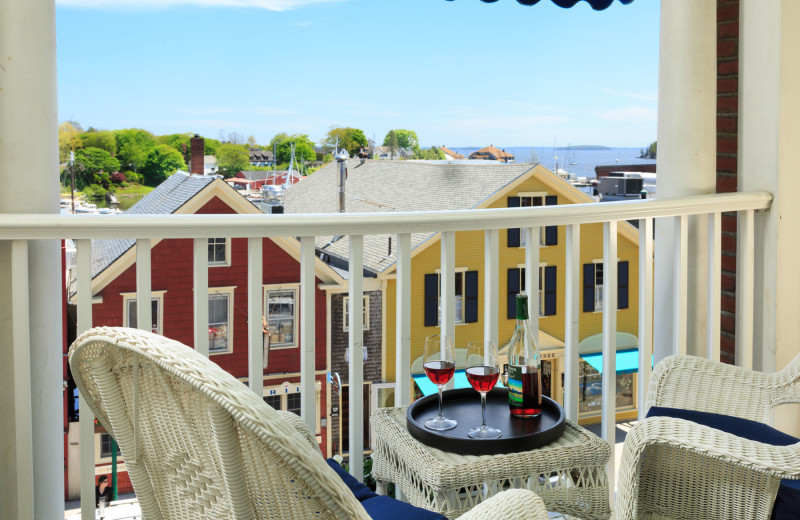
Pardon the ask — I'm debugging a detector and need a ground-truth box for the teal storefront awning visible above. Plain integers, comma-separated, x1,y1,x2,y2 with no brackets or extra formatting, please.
413,369,505,397
581,348,644,375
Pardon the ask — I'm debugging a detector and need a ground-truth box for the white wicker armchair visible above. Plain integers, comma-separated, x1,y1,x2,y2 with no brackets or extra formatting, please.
69,327,548,520
617,354,800,520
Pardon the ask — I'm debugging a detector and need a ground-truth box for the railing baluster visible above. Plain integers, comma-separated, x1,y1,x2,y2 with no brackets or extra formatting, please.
76,239,95,520
483,230,499,347
602,221,618,509
135,239,152,332
638,218,654,419
248,237,263,395
348,235,364,481
11,241,34,519
525,227,540,335
564,224,580,422
737,209,755,369
193,238,209,356
300,237,316,434
673,215,688,355
396,234,412,407
707,213,722,361
440,231,456,389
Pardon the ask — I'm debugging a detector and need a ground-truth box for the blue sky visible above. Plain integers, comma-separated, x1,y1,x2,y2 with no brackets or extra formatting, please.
56,0,659,149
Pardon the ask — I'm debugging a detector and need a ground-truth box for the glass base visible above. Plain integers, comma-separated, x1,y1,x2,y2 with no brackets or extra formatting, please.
468,425,502,439
424,416,458,431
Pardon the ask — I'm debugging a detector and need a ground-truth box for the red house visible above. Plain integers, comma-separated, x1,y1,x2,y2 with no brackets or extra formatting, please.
65,171,340,497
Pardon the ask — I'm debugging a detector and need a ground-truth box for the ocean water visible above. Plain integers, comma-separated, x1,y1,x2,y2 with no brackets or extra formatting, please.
450,146,655,179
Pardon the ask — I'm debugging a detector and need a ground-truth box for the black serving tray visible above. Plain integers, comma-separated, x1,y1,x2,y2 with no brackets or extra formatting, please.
406,387,565,455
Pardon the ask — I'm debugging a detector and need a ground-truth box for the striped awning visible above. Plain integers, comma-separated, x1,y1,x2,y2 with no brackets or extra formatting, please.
446,0,635,10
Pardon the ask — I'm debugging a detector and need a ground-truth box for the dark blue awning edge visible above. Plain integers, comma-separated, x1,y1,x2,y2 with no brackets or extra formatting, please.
445,0,636,11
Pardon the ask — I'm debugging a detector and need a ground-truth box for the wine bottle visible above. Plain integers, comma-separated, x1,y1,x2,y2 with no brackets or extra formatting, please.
507,292,543,417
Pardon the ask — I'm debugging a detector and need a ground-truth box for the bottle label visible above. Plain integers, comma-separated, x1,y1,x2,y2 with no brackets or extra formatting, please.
507,365,524,405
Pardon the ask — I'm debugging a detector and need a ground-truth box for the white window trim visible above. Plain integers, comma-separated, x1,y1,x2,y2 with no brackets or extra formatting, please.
121,290,166,334
209,286,235,355
434,267,468,325
343,295,370,331
517,192,548,247
264,283,299,350
590,258,621,313
263,380,322,434
208,237,231,267
95,432,120,465
515,263,549,318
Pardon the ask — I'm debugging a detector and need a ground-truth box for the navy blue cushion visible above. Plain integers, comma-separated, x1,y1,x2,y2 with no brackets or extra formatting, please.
361,495,448,520
325,458,377,502
646,407,800,520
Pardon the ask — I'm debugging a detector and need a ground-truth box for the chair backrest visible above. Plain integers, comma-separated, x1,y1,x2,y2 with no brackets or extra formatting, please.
69,327,369,520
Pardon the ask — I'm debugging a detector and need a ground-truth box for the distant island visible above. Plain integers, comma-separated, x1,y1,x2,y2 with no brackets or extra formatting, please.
555,145,610,150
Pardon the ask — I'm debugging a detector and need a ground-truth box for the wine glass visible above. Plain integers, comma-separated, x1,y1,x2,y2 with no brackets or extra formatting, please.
422,335,458,431
465,340,502,439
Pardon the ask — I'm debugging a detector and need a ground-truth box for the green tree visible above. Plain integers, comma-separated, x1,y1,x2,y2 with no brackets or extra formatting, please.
73,147,121,190
321,126,368,157
216,143,250,178
647,141,657,159
115,129,156,172
59,122,82,163
141,144,185,185
413,147,446,160
383,129,419,153
274,134,316,164
80,130,117,155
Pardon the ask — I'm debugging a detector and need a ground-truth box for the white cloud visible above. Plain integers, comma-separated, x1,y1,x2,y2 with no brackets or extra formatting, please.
594,106,657,123
56,0,346,11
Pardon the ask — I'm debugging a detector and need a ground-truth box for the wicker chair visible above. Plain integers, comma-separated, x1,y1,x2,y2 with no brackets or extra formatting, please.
617,354,800,519
69,327,549,520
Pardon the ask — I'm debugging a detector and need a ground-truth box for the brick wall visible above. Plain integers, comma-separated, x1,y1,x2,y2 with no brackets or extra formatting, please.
190,135,204,175
718,0,739,364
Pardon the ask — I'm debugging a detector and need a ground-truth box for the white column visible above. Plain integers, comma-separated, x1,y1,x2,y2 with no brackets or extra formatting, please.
0,1,62,519
654,0,718,363
739,0,800,434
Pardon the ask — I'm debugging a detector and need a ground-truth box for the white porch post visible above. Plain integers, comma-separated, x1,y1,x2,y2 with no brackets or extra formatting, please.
654,0,717,363
0,1,63,519
739,0,800,435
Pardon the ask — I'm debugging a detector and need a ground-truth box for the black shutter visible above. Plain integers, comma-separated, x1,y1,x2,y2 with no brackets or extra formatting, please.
507,197,520,247
424,274,438,327
507,268,520,319
465,271,478,323
545,196,558,245
544,266,557,316
618,261,629,310
583,263,595,312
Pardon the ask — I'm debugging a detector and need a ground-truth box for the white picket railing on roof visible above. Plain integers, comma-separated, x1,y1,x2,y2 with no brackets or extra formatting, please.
0,190,772,518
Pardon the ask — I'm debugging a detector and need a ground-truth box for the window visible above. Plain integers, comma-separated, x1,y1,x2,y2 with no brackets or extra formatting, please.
507,195,558,247
583,261,629,312
208,238,229,266
286,393,301,416
343,295,370,331
265,286,297,348
263,395,281,409
424,271,478,327
263,381,321,433
122,292,164,334
208,288,234,354
99,433,120,458
507,266,557,319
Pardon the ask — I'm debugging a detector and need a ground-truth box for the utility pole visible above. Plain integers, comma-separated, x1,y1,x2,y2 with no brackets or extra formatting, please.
70,150,76,214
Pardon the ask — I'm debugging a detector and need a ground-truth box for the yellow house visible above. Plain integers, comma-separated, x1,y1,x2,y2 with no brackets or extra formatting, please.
286,160,642,425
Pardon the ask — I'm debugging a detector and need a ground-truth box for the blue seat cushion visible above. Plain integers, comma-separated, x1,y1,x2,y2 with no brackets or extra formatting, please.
646,407,800,520
325,458,377,502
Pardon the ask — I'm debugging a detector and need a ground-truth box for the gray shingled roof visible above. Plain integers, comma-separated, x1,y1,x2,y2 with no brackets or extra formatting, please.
90,171,217,279
283,160,535,273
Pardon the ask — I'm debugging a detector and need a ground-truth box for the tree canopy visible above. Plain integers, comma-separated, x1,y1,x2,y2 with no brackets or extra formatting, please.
273,134,316,164
141,144,185,185
58,122,82,163
321,126,368,157
641,141,657,159
115,129,156,172
216,143,250,178
413,147,445,160
80,130,117,156
383,129,419,152
73,147,120,190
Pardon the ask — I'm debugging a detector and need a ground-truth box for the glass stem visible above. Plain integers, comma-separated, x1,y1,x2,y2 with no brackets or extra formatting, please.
437,384,444,418
480,392,487,428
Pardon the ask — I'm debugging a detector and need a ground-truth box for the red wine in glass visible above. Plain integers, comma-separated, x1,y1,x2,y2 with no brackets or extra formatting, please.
466,365,499,393
424,360,456,386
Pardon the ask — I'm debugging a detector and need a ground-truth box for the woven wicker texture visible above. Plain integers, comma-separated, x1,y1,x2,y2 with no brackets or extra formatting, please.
69,327,539,520
617,354,800,520
371,406,611,519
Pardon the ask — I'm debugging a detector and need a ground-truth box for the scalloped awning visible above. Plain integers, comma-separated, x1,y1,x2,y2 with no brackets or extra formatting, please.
446,0,635,10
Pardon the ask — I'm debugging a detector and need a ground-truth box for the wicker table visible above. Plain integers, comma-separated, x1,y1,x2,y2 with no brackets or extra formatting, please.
371,406,611,519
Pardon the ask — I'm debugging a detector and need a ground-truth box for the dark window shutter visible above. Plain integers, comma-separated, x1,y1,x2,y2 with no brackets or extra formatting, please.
424,274,438,327
507,197,520,247
544,266,557,316
507,268,520,319
618,261,629,310
583,263,595,313
465,271,479,323
545,196,558,245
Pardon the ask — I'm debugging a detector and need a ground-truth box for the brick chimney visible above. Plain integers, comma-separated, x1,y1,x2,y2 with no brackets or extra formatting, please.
189,134,204,175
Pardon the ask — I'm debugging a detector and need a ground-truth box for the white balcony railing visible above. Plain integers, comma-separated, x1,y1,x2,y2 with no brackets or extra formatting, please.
0,190,772,518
